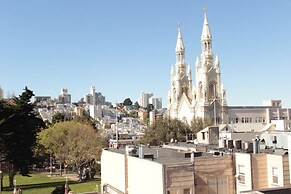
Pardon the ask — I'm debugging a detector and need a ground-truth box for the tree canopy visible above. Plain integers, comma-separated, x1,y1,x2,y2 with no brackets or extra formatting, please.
38,120,106,179
142,116,213,146
0,87,45,187
142,117,191,146
123,98,132,106
51,112,66,124
133,101,140,110
190,116,213,134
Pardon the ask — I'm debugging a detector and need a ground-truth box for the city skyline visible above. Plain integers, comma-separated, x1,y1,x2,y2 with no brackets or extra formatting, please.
1,1,291,107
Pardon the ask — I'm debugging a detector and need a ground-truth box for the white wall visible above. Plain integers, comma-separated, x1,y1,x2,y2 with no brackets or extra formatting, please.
101,150,126,193
289,135,291,185
260,132,289,149
127,156,164,194
266,154,284,188
235,153,252,194
197,128,209,144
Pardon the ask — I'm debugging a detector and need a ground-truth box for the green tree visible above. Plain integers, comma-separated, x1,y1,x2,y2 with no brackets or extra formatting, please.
73,113,99,130
133,101,140,110
123,98,132,106
0,87,45,187
146,104,154,113
38,120,105,180
51,112,65,124
190,116,213,134
142,117,191,146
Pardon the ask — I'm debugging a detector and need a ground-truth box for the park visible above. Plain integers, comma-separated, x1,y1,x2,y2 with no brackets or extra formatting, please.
0,88,103,194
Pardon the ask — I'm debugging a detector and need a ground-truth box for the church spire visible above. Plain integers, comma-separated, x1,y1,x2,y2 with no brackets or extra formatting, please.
196,57,200,68
201,7,212,41
200,7,213,70
175,21,185,63
188,65,192,80
215,55,220,70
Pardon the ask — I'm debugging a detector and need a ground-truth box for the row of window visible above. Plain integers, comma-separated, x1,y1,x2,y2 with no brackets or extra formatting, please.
237,165,278,185
229,117,266,124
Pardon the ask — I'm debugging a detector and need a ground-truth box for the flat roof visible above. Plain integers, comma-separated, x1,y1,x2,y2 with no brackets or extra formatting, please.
105,145,224,165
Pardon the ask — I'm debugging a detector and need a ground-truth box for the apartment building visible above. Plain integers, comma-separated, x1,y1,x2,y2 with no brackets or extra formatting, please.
102,133,291,194
101,145,235,194
235,152,290,193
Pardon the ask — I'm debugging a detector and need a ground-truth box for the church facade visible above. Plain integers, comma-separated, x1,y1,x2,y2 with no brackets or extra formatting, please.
168,11,228,125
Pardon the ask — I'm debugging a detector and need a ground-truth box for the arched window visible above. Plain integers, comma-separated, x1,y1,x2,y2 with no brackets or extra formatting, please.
209,82,216,100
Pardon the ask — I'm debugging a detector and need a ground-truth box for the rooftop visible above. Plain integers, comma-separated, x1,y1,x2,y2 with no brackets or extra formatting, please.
105,143,229,165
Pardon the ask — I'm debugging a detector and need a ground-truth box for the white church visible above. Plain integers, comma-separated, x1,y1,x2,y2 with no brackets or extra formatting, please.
168,11,228,125
168,10,291,126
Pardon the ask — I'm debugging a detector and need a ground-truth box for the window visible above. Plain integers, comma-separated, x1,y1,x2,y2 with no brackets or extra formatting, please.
202,132,206,140
242,117,252,123
235,118,239,123
245,117,249,123
183,188,190,194
272,167,278,185
237,165,245,184
208,177,227,194
255,117,265,123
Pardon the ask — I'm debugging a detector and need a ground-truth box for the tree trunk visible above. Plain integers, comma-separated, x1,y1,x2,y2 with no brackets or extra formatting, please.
9,172,16,188
8,165,16,188
78,165,82,182
0,177,3,191
60,163,62,177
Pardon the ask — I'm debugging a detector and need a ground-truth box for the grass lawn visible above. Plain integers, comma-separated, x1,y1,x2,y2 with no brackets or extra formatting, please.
1,172,100,194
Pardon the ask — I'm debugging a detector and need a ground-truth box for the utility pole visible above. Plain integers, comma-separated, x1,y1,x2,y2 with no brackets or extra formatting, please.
50,152,52,175
0,170,2,194
116,101,118,149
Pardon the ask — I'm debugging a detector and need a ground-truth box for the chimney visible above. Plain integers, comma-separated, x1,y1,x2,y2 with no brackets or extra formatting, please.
139,145,145,159
191,152,195,163
125,145,129,155
253,135,260,154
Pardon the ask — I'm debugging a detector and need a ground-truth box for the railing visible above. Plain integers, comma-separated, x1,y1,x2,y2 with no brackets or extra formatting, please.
102,183,125,194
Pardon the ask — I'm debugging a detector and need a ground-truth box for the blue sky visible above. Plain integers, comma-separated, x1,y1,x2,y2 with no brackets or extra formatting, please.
0,1,291,107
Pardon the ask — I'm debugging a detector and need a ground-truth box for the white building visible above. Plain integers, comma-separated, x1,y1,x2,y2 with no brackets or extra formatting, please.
235,152,290,194
101,145,235,194
89,104,102,120
138,92,153,108
167,10,291,127
0,86,3,99
84,86,106,106
149,96,162,109
57,88,71,104
101,147,164,194
168,11,227,125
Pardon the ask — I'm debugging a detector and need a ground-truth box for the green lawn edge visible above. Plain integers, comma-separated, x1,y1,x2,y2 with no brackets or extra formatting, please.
1,172,100,194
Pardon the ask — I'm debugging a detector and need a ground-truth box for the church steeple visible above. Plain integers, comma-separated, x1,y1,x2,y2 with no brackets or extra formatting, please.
201,8,213,70
176,21,185,63
168,8,228,125
201,8,212,41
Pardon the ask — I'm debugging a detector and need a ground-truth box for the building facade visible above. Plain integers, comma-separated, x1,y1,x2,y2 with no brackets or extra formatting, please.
149,96,163,110
57,88,71,104
138,92,153,108
168,11,227,125
101,146,235,194
84,86,106,106
167,11,291,127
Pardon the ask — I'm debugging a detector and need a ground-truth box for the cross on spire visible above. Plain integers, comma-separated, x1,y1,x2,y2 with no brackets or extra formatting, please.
178,19,181,32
